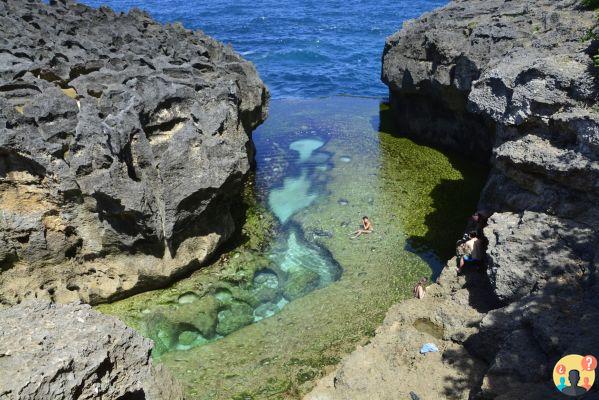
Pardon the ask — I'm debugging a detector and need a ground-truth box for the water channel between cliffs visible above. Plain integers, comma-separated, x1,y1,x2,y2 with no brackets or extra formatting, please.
97,96,487,399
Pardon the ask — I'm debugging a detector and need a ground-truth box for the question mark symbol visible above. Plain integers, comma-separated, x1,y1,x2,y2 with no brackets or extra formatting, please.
557,363,566,374
581,355,597,371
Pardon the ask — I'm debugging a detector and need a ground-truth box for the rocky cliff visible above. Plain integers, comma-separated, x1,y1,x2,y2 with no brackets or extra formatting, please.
0,0,268,305
308,0,599,398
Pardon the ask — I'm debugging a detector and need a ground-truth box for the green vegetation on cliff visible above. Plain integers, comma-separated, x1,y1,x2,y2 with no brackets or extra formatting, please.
582,0,599,9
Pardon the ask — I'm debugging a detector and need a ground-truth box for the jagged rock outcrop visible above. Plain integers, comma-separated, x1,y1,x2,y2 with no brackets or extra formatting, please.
381,0,599,229
382,0,599,397
307,0,599,398
0,0,269,305
0,300,183,400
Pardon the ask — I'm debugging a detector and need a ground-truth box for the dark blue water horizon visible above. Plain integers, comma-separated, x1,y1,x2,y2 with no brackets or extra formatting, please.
78,0,447,98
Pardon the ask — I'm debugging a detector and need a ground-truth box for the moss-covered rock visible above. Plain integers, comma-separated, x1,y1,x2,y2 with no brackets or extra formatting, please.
253,301,280,321
218,251,272,285
283,269,320,301
177,292,200,304
143,313,179,356
216,302,255,336
178,330,200,346
251,286,281,304
170,296,219,338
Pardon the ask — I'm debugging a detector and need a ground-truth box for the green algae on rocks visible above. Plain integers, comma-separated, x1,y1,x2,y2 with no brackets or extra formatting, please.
95,180,278,352
97,97,487,399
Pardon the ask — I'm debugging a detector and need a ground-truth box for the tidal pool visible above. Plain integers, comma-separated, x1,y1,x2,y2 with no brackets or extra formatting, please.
97,97,487,399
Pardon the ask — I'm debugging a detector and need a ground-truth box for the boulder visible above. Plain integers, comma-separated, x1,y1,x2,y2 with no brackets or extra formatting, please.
170,295,219,338
0,0,269,305
283,268,321,301
484,211,596,302
0,300,182,400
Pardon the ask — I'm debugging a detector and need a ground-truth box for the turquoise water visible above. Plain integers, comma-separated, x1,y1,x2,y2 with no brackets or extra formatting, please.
76,0,485,396
108,127,345,356
77,0,448,98
98,97,487,398
269,172,318,223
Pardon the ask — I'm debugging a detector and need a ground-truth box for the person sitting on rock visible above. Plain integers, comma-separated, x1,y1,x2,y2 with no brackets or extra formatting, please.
458,231,483,271
413,277,428,299
350,216,373,239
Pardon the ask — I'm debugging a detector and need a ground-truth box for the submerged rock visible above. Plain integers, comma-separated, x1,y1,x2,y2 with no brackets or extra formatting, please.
0,0,269,305
0,300,182,400
283,268,321,300
216,301,255,336
171,296,220,338
143,313,180,356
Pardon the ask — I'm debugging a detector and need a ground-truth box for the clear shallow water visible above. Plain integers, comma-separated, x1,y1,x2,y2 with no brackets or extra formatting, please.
77,0,481,398
97,97,487,399
77,0,448,98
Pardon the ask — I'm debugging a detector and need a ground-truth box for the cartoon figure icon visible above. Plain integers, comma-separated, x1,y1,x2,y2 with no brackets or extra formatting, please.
582,377,592,391
557,377,567,391
553,354,596,396
562,370,587,396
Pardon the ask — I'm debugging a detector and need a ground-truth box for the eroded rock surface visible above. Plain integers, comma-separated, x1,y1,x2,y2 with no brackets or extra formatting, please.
484,211,595,303
306,263,493,400
0,300,183,400
307,0,599,398
0,0,269,305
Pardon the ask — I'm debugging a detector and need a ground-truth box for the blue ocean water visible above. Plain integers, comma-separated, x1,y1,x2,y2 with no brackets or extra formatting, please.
78,0,447,98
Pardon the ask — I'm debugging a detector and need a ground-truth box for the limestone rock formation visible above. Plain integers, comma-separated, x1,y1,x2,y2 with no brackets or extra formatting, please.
381,0,599,232
0,0,269,305
308,0,599,398
0,300,183,400
484,211,595,303
382,0,599,397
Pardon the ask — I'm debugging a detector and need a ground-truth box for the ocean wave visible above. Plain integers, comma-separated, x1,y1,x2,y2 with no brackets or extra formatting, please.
79,0,449,98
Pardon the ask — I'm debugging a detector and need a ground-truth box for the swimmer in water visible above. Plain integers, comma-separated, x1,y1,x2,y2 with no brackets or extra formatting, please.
350,216,373,239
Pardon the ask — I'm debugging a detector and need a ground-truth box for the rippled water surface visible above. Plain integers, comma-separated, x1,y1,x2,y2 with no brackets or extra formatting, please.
78,0,447,97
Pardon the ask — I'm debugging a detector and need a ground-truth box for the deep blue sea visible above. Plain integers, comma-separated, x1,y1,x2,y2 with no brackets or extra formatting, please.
78,0,447,98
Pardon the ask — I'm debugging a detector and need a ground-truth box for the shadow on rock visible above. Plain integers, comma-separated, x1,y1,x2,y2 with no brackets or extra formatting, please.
455,269,599,399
